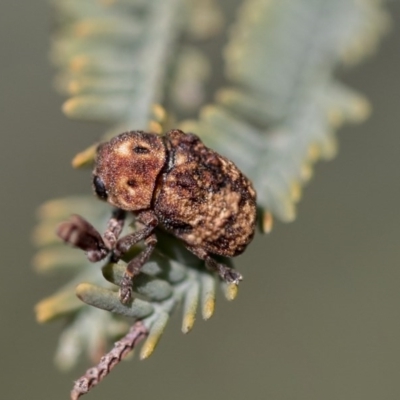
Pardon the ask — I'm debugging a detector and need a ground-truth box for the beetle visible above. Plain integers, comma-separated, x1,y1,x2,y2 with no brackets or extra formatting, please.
58,129,257,303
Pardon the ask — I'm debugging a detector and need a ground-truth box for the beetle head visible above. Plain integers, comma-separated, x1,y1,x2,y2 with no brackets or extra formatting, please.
93,131,166,211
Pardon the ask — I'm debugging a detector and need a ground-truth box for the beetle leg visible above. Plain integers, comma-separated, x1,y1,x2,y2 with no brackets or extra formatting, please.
111,210,158,304
119,233,158,304
57,214,109,262
57,209,126,262
186,246,243,284
112,210,158,260
102,208,126,249
111,225,153,261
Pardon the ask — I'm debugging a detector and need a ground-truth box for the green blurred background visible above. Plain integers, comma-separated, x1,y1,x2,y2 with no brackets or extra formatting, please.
1,1,400,399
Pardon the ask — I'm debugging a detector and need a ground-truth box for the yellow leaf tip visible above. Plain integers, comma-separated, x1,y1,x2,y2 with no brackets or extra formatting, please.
262,211,274,234
290,182,302,203
151,104,166,122
139,340,157,360
307,144,320,162
62,98,78,117
224,283,238,301
182,314,196,334
75,283,92,299
71,144,97,168
32,251,54,272
34,300,51,323
148,121,162,134
351,98,371,123
300,163,313,182
202,297,215,320
69,56,89,72
328,109,344,128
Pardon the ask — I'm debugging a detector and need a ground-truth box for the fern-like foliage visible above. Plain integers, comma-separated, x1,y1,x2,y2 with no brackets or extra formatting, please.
34,0,390,396
36,0,233,372
180,0,389,223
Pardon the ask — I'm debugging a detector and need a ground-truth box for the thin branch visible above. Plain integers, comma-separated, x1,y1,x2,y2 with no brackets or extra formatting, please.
70,321,148,400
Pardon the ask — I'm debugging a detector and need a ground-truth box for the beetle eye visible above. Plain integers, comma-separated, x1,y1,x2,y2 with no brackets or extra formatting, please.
133,146,150,154
93,175,108,200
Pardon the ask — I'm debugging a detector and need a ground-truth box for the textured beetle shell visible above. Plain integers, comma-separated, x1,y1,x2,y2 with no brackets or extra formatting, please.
154,130,256,257
93,129,257,258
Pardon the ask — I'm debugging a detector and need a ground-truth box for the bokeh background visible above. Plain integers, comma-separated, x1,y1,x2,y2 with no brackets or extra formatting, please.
1,1,400,399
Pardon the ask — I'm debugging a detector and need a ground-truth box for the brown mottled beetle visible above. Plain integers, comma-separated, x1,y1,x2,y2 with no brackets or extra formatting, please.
58,129,257,303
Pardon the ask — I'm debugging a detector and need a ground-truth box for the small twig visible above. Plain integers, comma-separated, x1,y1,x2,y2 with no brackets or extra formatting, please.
70,321,148,400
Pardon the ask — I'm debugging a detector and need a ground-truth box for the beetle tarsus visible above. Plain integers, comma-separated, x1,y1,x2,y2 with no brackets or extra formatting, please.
119,274,134,304
217,266,243,285
186,245,243,285
117,233,158,303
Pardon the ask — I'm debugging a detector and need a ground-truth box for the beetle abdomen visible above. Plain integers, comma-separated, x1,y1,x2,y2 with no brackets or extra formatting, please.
154,130,256,257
